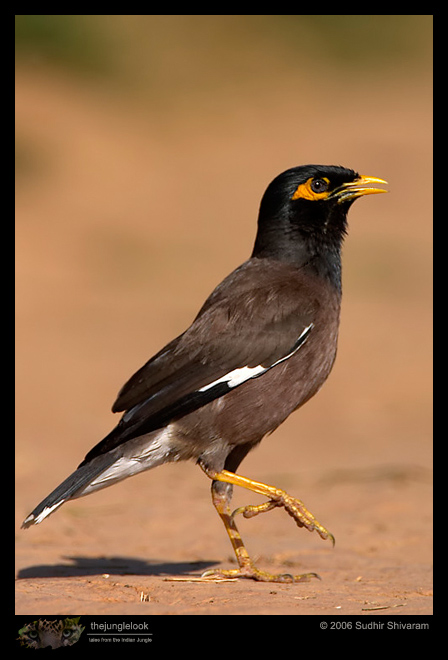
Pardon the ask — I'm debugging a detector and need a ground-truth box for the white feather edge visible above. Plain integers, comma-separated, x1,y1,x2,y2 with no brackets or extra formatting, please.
199,323,314,393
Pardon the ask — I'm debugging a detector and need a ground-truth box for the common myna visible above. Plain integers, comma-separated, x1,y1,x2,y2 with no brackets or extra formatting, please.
22,165,387,582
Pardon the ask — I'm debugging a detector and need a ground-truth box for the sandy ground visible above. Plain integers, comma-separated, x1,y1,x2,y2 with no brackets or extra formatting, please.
15,61,432,616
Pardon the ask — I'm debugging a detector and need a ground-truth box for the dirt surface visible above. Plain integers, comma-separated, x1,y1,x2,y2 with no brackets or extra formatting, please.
16,59,432,616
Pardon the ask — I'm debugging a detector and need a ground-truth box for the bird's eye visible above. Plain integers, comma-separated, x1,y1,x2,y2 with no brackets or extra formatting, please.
311,178,329,194
291,176,331,201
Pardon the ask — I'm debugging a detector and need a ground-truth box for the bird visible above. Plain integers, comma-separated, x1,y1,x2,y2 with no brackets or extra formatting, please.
22,164,388,583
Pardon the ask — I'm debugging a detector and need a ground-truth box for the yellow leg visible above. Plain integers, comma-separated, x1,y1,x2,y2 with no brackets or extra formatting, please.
200,462,334,583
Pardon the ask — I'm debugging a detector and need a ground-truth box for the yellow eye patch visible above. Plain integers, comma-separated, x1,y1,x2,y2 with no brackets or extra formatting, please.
291,177,330,201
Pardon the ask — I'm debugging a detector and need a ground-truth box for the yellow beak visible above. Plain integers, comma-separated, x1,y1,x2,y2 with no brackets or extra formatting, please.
331,175,388,203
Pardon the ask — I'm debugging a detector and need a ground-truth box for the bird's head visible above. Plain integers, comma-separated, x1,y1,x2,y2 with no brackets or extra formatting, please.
252,165,388,266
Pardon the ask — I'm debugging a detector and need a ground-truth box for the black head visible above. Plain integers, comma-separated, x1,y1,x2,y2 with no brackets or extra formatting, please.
251,165,387,283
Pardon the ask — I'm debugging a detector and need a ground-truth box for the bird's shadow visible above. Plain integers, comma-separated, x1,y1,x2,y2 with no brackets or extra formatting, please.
17,556,217,579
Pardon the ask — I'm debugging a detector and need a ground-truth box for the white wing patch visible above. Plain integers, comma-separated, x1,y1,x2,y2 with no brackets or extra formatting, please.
199,364,266,392
199,323,314,393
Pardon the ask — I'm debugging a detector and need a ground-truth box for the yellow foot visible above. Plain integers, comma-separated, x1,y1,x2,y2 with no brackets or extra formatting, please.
232,497,335,545
200,465,335,545
201,565,321,584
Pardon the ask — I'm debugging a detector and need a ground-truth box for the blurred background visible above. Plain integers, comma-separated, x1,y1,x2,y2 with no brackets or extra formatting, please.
16,16,432,595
